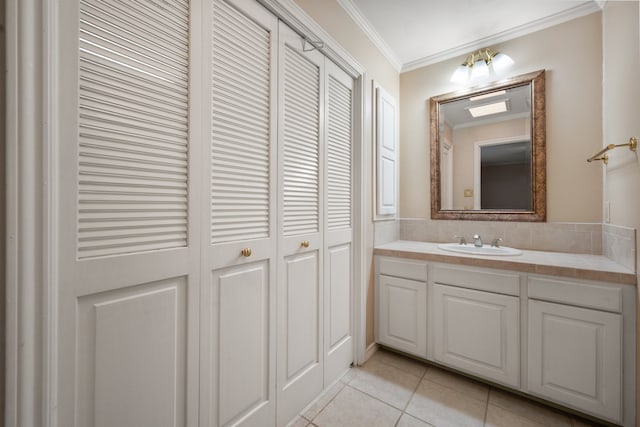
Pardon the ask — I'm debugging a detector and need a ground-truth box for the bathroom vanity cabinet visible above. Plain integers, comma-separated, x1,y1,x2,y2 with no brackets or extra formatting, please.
374,242,636,427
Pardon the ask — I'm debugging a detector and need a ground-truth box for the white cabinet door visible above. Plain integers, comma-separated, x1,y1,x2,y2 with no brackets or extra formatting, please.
375,86,398,217
377,275,427,358
276,22,324,427
432,284,520,387
528,300,622,423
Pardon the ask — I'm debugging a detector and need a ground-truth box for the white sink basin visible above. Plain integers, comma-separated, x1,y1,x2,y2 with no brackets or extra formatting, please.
438,243,522,256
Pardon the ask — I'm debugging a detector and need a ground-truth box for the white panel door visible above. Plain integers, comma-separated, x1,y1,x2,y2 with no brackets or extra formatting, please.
277,22,325,427
377,275,427,358
206,0,278,426
56,1,200,426
432,284,520,387
324,60,354,385
528,300,622,423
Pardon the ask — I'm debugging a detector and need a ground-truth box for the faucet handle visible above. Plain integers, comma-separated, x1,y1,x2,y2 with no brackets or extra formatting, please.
491,238,503,248
454,235,467,245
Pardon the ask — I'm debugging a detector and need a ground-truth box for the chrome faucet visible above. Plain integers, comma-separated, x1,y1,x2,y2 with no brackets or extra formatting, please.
473,234,483,247
491,238,503,248
454,235,467,245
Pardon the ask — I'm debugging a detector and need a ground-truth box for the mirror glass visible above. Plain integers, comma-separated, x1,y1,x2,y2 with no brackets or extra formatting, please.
430,70,546,221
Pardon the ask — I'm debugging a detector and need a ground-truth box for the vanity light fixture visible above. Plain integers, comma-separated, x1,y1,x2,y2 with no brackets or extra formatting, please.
450,48,514,84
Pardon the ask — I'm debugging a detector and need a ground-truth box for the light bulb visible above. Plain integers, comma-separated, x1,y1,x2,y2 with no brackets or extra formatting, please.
450,64,470,84
491,52,514,74
470,59,489,81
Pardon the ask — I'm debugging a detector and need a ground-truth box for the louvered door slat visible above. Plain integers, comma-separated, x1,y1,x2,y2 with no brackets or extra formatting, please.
77,0,190,259
282,43,321,236
80,7,186,63
211,0,272,244
80,59,188,105
326,74,352,230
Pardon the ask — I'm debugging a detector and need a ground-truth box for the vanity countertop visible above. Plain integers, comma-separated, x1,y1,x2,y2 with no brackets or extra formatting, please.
374,240,637,286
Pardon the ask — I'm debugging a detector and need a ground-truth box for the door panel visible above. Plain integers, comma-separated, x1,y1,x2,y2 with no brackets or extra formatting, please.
214,262,271,427
324,61,354,385
277,22,324,426
76,279,187,427
284,252,320,382
432,284,519,387
57,1,200,425
207,0,279,426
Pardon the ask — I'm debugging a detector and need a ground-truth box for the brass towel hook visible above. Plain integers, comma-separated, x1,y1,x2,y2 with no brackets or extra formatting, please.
587,137,637,164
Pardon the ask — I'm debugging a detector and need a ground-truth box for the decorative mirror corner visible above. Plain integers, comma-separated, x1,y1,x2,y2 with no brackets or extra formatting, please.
430,69,546,221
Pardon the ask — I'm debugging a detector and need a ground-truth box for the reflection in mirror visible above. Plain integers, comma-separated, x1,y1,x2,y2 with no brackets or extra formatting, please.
431,70,546,221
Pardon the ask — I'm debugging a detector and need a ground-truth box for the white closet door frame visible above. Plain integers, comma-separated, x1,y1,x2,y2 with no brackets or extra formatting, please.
5,1,368,426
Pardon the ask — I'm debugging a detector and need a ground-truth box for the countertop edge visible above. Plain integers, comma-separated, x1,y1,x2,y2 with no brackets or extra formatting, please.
373,246,637,286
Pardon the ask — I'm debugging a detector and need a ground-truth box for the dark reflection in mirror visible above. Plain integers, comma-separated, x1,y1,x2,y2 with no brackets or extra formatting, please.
430,70,546,221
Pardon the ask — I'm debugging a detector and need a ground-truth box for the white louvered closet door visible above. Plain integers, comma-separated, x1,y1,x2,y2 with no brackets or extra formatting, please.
276,22,325,427
56,1,202,426
206,0,278,426
323,61,354,386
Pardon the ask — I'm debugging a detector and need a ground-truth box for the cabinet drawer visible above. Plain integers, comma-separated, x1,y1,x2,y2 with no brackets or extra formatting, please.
433,264,520,296
528,276,622,313
378,256,428,282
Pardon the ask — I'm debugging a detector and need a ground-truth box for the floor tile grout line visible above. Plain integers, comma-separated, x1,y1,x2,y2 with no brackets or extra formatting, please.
300,379,348,424
395,365,430,426
483,387,492,426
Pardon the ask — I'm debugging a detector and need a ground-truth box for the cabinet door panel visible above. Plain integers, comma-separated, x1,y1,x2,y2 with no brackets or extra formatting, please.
432,284,519,387
377,275,427,357
527,300,622,423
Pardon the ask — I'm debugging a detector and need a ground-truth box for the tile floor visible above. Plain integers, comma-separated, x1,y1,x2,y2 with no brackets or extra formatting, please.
289,348,607,427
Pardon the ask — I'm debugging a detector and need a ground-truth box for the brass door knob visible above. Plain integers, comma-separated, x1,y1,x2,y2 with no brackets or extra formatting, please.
241,248,252,257
300,240,310,248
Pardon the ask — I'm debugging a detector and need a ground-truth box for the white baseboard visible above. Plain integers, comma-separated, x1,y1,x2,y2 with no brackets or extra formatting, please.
363,342,379,364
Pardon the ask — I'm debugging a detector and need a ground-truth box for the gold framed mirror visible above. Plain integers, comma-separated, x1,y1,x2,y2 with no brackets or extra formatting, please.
430,69,546,221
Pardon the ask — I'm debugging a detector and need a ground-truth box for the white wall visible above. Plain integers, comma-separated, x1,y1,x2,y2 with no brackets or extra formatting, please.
601,2,640,423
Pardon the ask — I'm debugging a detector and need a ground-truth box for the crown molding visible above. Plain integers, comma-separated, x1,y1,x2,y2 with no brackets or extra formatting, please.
402,1,602,72
336,0,402,72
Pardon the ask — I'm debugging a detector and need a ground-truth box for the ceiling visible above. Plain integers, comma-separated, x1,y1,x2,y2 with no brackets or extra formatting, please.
337,0,604,72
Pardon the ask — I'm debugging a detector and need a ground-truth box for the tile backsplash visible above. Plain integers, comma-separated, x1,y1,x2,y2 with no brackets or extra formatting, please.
399,219,604,255
603,224,636,272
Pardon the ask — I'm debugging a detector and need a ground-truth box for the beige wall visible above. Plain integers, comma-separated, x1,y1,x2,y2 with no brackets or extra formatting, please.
293,0,400,347
451,118,529,210
601,2,640,423
400,12,603,222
